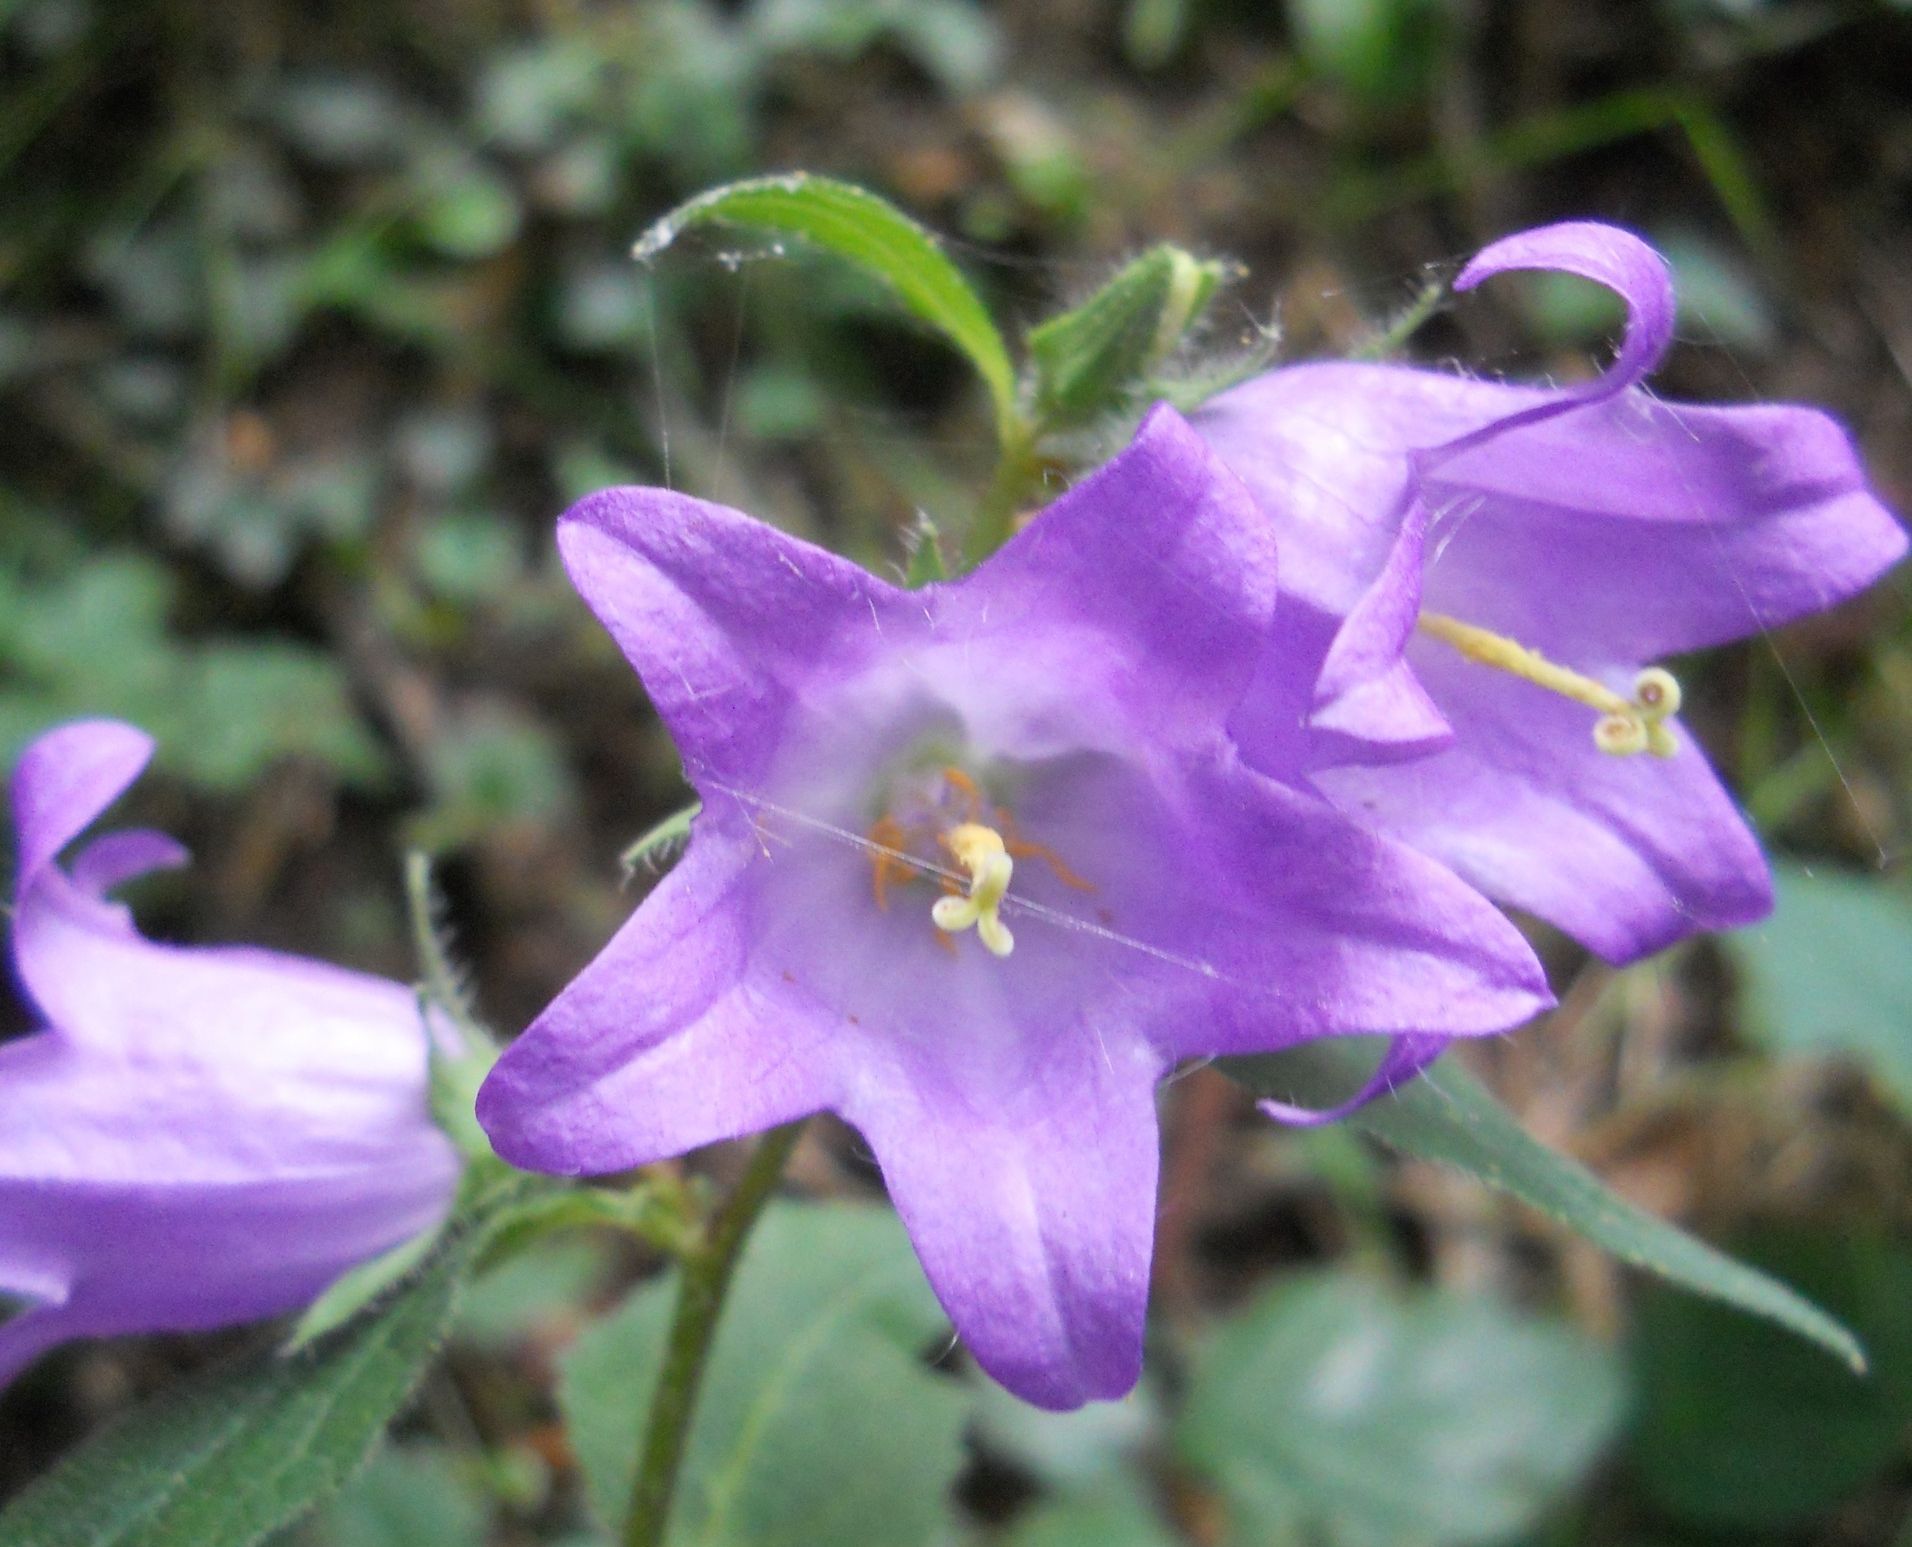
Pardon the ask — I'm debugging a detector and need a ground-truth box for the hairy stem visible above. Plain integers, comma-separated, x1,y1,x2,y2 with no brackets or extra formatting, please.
962,423,1043,569
620,1121,807,1547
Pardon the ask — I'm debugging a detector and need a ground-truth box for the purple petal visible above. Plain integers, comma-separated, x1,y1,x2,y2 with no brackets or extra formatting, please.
0,1305,72,1391
1431,220,1674,458
1303,497,1451,762
953,404,1279,743
0,1028,456,1365
1419,390,1908,662
1315,646,1773,962
10,720,153,900
842,1022,1164,1411
475,828,841,1173
1257,1033,1453,1126
68,829,190,896
1021,754,1553,1055
557,489,904,788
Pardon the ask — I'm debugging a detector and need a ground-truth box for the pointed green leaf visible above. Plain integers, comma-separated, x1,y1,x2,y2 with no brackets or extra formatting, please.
903,515,948,587
1225,1041,1866,1371
285,1223,447,1353
0,1227,483,1547
1028,245,1227,426
1630,1228,1912,1528
558,1202,966,1546
635,174,1017,439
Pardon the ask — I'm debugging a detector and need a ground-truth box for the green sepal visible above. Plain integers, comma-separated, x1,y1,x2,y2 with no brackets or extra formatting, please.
620,801,701,881
903,514,948,587
1027,245,1232,428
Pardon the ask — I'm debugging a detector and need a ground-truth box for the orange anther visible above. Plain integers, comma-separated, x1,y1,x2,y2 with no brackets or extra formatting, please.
995,804,1094,892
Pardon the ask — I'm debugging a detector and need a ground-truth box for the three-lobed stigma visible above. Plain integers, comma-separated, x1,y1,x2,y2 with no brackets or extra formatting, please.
1416,612,1683,758
931,823,1016,956
864,765,1096,957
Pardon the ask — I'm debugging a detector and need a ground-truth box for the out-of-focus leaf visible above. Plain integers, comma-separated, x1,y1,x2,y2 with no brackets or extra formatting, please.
1730,861,1912,1115
414,514,523,604
558,1202,966,1544
308,1444,488,1547
272,73,411,166
635,173,1017,439
412,708,575,851
1226,1042,1866,1371
1285,0,1448,107
476,39,604,152
1630,1229,1912,1528
1123,0,1191,68
453,1238,606,1353
1175,1273,1626,1547
179,645,387,790
1658,230,1775,350
971,1380,1156,1489
412,155,522,260
1002,1474,1178,1547
0,555,387,792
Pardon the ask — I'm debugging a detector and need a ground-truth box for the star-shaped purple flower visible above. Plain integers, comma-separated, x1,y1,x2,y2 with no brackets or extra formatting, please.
1197,222,1906,962
476,407,1551,1409
0,720,460,1389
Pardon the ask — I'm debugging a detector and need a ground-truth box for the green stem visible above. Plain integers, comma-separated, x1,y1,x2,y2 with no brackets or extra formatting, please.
620,1121,807,1547
962,423,1042,569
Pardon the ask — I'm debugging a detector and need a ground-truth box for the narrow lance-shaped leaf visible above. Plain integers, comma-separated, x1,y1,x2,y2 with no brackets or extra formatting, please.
0,1224,484,1547
635,174,1019,441
1224,1041,1866,1371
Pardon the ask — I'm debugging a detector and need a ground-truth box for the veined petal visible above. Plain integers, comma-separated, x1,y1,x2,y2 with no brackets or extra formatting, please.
1420,391,1908,662
557,489,905,787
475,825,841,1173
0,1167,454,1357
1315,645,1773,962
1083,754,1553,1054
842,1024,1164,1411
952,405,1280,744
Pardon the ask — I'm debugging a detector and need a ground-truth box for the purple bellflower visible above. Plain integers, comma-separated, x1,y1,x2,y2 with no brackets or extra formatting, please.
1197,222,1906,962
0,720,460,1389
476,407,1552,1410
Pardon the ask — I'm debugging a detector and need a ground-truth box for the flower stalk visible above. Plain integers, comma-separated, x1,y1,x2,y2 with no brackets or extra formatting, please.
620,1120,808,1547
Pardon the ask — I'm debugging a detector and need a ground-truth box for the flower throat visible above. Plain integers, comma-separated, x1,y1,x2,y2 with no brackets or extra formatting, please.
867,765,1092,958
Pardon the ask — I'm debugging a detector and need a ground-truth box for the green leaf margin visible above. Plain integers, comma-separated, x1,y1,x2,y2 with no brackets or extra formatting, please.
634,173,1018,439
1226,1040,1866,1372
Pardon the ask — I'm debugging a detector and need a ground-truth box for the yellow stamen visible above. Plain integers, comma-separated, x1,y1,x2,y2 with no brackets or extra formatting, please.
1416,611,1681,759
931,822,1016,956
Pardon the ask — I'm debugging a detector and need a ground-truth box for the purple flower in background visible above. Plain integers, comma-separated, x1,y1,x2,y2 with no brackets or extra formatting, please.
0,721,460,1389
476,407,1551,1410
1197,221,1906,962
